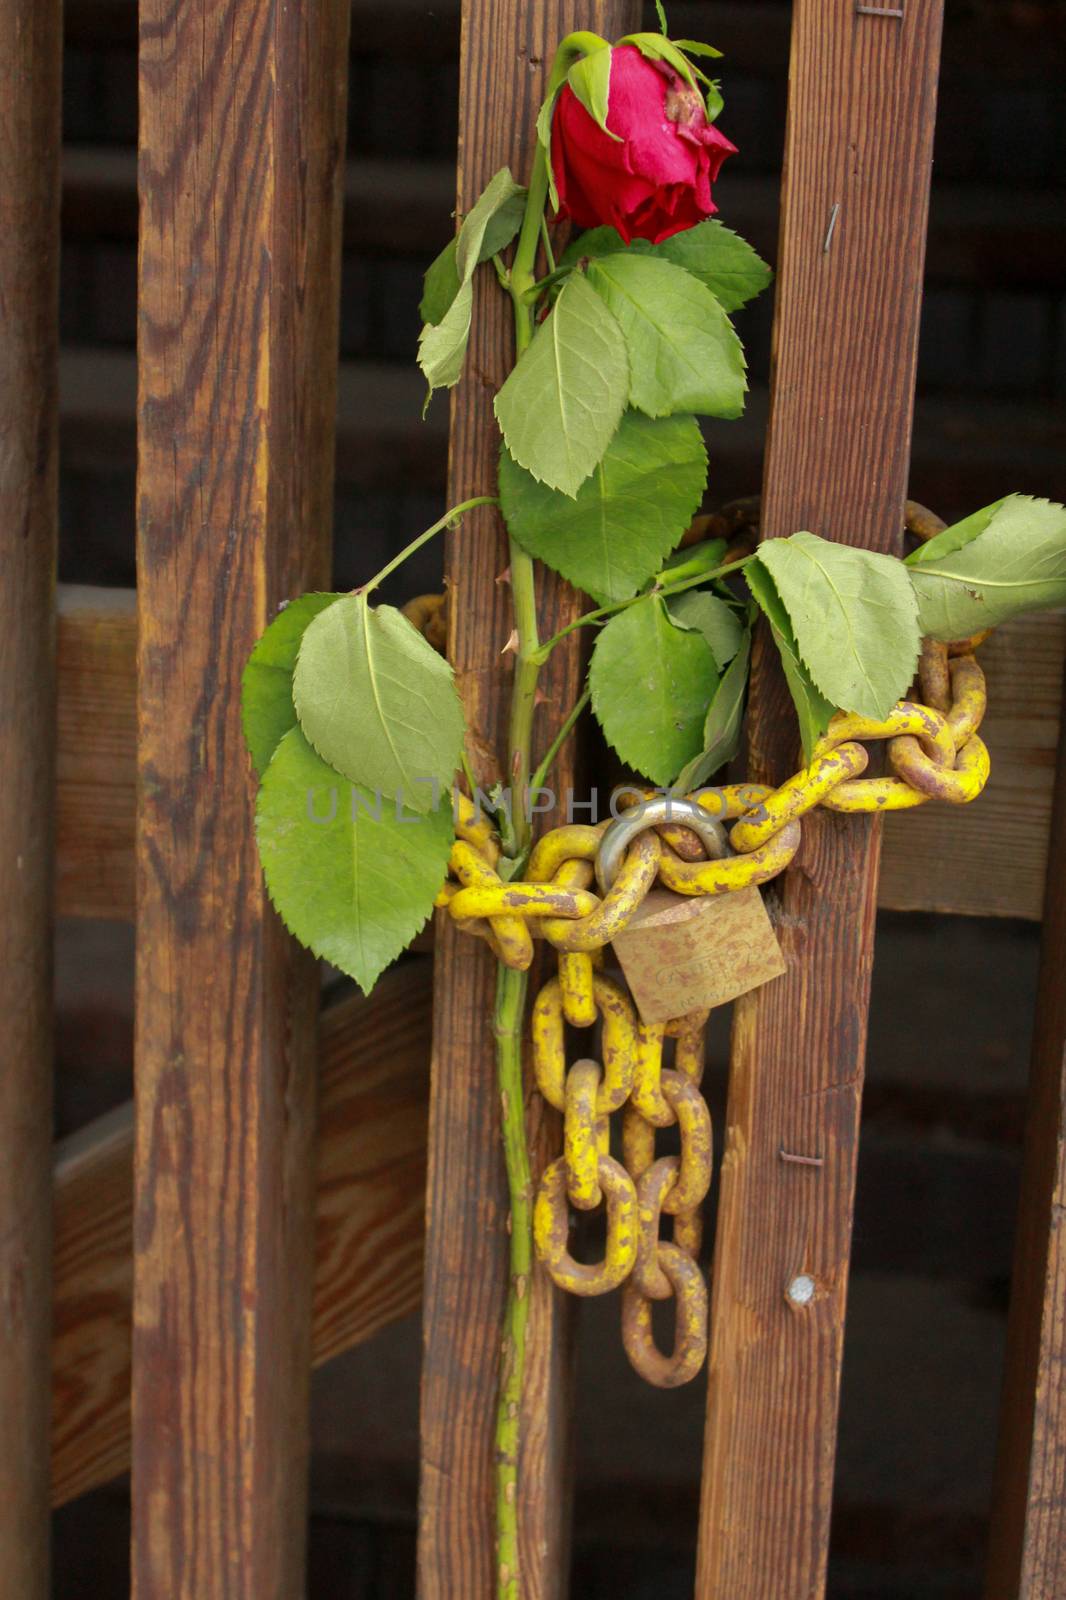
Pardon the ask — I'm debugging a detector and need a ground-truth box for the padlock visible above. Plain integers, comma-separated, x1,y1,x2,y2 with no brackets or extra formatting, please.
597,798,786,1025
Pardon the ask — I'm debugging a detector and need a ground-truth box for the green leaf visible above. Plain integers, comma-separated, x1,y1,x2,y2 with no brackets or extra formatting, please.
293,593,465,812
589,596,718,784
672,39,723,59
536,89,563,212
587,253,746,419
668,589,743,669
755,531,921,720
654,0,669,32
566,45,618,138
621,32,701,92
661,536,728,581
904,495,1066,640
420,242,463,328
419,187,527,326
561,219,772,314
653,221,770,312
745,561,835,762
535,31,611,212
241,592,344,776
904,498,1008,567
672,628,750,793
493,272,629,497
702,79,724,122
417,168,525,396
498,410,706,605
417,279,475,397
256,727,453,995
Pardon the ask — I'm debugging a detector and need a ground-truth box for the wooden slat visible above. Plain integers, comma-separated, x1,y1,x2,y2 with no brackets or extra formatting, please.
57,585,136,919
695,4,945,1596
0,1,61,1592
419,5,636,1597
53,586,1065,924
985,658,1066,1595
53,965,430,1509
131,3,349,1596
880,609,1065,919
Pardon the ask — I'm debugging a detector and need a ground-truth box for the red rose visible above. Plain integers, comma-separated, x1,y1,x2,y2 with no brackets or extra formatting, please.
551,43,736,246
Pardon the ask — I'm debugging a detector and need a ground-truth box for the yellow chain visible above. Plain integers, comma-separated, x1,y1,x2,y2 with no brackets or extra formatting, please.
426,505,995,1388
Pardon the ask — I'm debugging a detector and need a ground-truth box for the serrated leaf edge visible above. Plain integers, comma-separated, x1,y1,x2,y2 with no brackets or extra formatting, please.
589,599,715,785
757,537,921,719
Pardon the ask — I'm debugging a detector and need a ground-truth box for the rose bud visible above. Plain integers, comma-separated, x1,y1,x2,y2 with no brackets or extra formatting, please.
551,43,737,246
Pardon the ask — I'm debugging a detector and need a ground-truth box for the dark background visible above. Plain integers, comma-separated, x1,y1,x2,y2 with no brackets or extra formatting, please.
55,2,1065,1595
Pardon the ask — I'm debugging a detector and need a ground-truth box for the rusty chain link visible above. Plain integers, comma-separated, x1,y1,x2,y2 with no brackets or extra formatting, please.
425,501,995,1388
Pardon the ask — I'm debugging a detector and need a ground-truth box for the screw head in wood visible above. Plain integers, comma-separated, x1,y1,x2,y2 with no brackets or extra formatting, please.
787,1273,816,1307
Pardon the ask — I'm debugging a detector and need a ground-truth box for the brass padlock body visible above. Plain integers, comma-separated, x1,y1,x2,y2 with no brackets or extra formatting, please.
611,886,786,1024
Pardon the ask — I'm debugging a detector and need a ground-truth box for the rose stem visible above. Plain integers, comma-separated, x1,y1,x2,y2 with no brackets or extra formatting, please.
358,495,498,596
489,37,609,1590
490,110,553,1600
531,551,758,663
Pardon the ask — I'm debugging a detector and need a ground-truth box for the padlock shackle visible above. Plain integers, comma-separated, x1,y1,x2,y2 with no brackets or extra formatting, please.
596,797,729,895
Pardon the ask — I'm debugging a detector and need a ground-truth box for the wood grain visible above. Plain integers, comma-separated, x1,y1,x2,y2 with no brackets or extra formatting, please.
695,4,945,1595
132,3,349,1595
53,966,430,1509
984,658,1066,1597
420,6,637,1597
53,588,1065,926
57,585,136,919
0,1,61,1591
880,609,1065,920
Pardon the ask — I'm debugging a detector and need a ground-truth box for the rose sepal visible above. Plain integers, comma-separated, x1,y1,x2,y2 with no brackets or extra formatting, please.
534,30,611,209
565,45,622,143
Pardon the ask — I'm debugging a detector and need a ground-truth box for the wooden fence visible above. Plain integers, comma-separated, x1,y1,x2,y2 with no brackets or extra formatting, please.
1,0,1064,1596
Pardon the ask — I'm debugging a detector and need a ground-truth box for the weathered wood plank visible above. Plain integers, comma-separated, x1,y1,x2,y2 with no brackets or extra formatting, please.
696,4,945,1595
57,585,136,920
132,3,349,1595
880,609,1065,920
54,589,1065,925
53,967,430,1509
985,660,1066,1596
0,0,61,1590
420,5,637,1597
